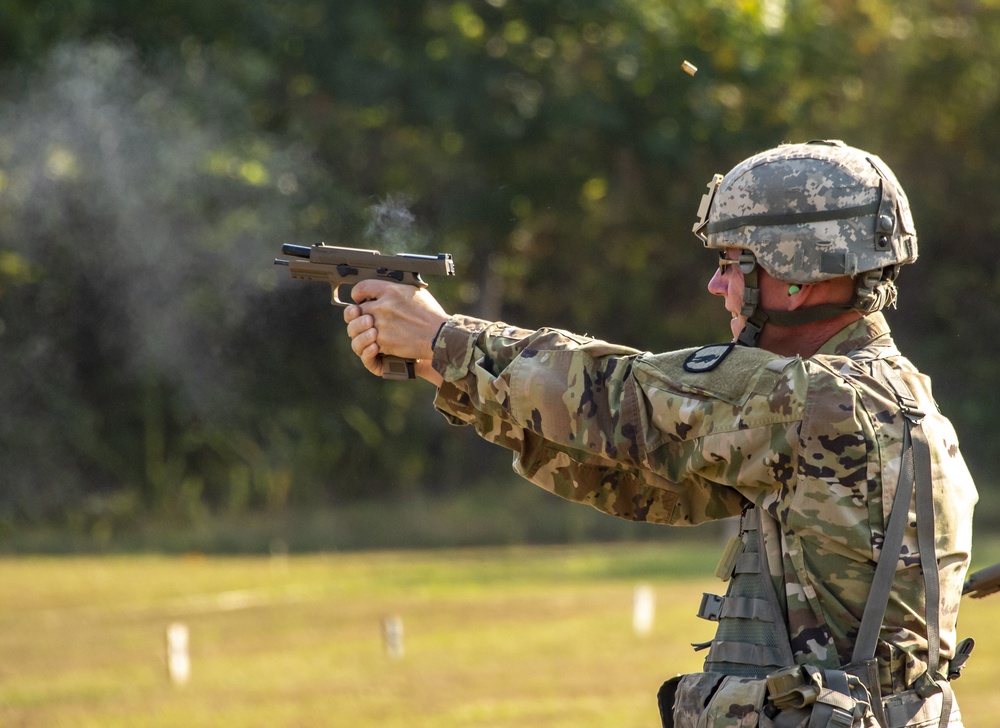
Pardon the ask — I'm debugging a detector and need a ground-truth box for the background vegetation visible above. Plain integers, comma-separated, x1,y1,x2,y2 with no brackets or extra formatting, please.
0,0,998,549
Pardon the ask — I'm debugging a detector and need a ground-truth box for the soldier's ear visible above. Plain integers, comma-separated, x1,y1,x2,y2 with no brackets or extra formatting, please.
786,283,812,310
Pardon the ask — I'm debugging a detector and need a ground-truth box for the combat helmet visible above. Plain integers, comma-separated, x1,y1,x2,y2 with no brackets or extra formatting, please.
693,140,918,347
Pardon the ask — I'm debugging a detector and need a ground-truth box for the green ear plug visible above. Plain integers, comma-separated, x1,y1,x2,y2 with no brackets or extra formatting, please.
788,284,801,295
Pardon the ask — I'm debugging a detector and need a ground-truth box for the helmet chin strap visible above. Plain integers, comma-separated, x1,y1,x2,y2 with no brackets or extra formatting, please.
734,252,859,348
738,304,859,347
736,264,770,347
736,259,765,347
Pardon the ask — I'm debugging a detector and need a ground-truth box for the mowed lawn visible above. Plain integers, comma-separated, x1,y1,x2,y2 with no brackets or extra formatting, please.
1,544,998,727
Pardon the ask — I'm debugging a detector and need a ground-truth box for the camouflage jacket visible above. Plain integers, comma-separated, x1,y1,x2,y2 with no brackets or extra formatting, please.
430,312,977,692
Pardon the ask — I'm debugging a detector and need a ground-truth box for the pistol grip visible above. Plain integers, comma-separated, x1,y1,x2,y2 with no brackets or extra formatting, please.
381,355,416,381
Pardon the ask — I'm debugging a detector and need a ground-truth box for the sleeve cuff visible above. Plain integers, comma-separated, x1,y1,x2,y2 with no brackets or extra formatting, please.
431,314,493,382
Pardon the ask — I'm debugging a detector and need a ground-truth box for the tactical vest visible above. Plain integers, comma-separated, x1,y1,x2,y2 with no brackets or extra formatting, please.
695,507,793,678
678,356,973,728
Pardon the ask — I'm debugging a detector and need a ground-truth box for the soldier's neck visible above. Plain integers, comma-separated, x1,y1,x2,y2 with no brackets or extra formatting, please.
759,311,863,358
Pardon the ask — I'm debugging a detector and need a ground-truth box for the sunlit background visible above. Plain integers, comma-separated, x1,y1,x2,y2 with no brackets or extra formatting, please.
1,1,998,726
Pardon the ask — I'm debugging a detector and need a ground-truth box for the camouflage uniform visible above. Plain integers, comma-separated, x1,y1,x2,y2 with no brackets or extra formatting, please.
429,310,977,713
423,141,976,726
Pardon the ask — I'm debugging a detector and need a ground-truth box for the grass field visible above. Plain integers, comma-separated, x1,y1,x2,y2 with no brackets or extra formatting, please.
2,543,998,727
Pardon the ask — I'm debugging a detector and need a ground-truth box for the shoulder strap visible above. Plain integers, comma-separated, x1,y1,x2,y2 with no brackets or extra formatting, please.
846,391,916,728
850,408,919,664
851,364,938,667
849,363,952,728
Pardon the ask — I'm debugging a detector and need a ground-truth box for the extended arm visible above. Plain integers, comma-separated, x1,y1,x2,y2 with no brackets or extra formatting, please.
343,282,791,525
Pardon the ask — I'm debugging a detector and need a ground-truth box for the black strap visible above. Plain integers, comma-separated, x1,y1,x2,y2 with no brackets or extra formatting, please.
705,201,881,235
757,303,856,328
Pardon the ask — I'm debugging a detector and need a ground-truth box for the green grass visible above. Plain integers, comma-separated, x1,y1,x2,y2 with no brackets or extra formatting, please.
1,544,998,727
0,485,729,554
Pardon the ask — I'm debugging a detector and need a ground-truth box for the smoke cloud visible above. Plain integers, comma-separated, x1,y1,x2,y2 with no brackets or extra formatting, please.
0,40,335,511
0,41,315,417
363,194,430,254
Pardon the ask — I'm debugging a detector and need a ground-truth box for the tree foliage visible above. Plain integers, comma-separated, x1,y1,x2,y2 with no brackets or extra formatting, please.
0,0,997,533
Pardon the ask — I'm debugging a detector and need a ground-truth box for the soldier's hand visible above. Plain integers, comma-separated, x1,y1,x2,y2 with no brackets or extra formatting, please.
344,280,448,384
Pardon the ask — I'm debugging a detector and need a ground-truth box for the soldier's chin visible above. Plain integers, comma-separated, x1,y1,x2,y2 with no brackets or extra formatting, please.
730,316,746,341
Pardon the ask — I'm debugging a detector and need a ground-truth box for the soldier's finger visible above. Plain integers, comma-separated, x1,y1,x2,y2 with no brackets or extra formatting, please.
346,313,374,340
343,303,363,323
360,342,383,376
351,278,392,304
350,327,378,356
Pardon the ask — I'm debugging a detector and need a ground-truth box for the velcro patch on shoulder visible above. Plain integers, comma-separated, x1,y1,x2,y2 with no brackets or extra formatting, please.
636,345,789,405
683,343,736,373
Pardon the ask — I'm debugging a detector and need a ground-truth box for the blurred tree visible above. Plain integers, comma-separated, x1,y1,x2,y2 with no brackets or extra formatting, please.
0,0,997,535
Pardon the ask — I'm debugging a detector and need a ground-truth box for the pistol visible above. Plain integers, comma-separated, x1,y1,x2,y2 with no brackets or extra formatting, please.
275,243,455,380
963,561,1000,599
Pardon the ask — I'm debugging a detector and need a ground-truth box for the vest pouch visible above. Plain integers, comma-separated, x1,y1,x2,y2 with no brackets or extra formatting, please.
668,672,768,728
766,665,880,728
662,669,879,728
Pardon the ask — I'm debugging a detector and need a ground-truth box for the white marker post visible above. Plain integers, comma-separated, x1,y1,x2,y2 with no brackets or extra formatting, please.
633,584,655,636
381,614,404,660
166,622,191,686
269,538,289,574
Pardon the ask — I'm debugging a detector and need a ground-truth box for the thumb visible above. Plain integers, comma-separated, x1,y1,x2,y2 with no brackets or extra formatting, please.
351,278,394,304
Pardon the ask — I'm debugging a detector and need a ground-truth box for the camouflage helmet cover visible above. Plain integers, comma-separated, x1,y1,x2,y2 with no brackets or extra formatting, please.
693,140,918,284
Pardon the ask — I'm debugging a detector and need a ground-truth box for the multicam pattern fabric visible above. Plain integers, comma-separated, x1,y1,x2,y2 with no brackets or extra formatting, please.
430,312,977,695
672,673,769,728
697,141,918,283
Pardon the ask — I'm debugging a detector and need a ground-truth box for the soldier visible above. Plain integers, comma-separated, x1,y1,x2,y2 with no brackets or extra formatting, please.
343,141,977,727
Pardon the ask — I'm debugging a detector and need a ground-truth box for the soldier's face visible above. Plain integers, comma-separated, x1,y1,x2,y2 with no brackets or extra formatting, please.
708,248,746,341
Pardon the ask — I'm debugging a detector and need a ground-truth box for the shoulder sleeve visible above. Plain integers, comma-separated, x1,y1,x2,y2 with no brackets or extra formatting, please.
431,314,642,443
431,318,807,521
635,346,790,405
629,349,808,495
